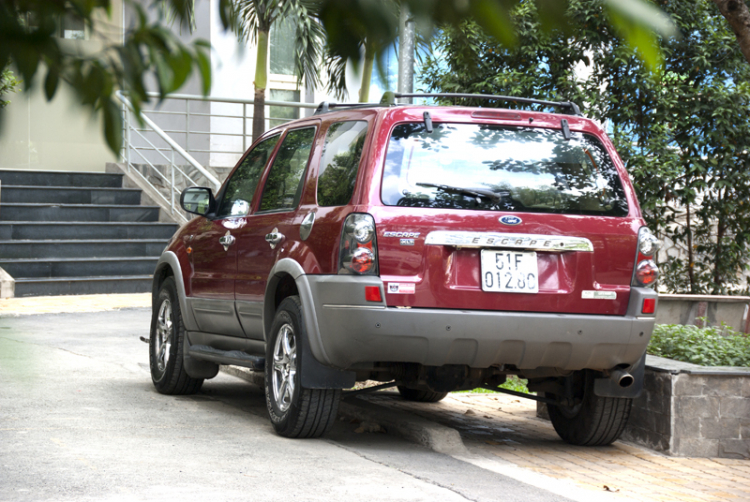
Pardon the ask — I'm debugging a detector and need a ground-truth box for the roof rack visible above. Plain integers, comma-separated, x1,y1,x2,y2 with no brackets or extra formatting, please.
380,92,583,117
313,101,383,115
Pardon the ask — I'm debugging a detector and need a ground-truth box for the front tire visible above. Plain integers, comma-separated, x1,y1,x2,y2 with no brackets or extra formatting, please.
547,370,632,446
149,277,203,395
265,296,340,438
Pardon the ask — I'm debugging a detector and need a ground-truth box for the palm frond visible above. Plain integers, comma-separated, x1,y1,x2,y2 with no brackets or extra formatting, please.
324,49,350,100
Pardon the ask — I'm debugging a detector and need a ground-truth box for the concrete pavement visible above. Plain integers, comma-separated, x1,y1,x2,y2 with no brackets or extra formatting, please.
2,294,749,502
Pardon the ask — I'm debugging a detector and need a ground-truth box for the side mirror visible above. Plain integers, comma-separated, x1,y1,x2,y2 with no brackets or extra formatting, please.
180,187,215,216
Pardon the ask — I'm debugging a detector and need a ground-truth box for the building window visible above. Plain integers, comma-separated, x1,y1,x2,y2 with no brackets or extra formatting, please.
270,17,296,76
59,12,87,40
269,89,300,128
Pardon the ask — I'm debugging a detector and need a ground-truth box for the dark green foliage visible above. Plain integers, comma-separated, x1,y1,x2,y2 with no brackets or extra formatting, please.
316,0,676,78
0,0,238,153
421,1,750,294
649,323,750,367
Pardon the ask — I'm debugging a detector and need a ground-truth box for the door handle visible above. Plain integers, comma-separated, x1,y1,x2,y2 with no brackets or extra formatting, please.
265,228,284,249
219,231,235,251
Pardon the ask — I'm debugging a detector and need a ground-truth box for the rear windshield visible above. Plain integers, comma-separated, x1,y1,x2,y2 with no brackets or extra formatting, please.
381,123,628,216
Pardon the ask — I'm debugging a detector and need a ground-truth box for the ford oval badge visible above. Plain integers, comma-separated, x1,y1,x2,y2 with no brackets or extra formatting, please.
499,215,522,226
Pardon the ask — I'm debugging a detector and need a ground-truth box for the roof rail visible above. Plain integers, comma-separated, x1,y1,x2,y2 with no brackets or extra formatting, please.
313,101,383,115
379,92,583,116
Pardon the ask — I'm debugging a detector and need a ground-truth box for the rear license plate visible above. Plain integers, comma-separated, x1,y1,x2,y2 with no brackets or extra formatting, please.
480,250,539,294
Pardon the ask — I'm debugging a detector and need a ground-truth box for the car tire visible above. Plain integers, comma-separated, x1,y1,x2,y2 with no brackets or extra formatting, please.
397,386,449,403
265,296,341,438
547,370,632,446
149,277,203,395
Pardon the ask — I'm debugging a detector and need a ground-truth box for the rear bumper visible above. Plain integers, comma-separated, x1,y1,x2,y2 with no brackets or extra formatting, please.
300,275,657,371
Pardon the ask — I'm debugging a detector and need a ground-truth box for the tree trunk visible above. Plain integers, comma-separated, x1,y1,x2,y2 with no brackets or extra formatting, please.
686,199,695,293
714,188,726,293
252,28,270,142
359,42,375,103
713,0,750,64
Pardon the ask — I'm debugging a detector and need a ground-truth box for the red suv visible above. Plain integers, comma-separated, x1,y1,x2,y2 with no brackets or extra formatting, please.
148,92,659,445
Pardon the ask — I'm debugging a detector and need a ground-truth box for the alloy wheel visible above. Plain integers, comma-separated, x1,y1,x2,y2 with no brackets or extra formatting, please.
154,299,173,373
272,323,297,412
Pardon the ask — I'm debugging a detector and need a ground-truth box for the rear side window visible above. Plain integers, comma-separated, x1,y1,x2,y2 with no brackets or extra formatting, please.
218,134,280,217
381,123,628,216
317,121,368,206
259,127,317,212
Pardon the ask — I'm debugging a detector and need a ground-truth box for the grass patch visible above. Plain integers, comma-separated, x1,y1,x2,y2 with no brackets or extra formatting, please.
648,322,750,367
454,375,529,394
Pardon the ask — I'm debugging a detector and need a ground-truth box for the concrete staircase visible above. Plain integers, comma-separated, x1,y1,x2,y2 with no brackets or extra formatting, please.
0,169,179,297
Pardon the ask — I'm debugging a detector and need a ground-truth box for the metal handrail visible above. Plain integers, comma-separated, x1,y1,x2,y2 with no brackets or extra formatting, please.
116,91,221,191
145,92,319,109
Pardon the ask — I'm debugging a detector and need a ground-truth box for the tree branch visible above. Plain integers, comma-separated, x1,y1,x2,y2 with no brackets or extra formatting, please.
713,0,750,64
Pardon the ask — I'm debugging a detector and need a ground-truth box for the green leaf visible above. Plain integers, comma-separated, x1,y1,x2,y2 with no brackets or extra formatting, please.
195,47,211,96
102,97,123,154
43,65,59,100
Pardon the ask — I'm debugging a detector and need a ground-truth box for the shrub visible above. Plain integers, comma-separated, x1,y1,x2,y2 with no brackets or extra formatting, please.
648,323,750,367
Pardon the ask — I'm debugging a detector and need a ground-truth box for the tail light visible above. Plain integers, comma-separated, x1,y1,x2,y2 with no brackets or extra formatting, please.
339,213,379,275
632,227,660,288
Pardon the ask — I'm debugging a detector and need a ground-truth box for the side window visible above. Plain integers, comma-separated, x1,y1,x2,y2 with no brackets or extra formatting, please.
218,135,280,217
317,121,368,206
259,127,317,212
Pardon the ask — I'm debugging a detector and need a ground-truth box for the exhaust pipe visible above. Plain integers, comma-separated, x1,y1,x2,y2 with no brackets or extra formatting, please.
609,369,635,388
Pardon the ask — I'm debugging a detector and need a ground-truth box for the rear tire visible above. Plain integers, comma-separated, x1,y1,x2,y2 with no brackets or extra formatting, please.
149,277,203,395
547,370,632,446
265,296,340,438
397,386,449,403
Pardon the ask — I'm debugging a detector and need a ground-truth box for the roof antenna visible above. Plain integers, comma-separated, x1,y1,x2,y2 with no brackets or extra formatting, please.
423,111,433,133
561,119,571,140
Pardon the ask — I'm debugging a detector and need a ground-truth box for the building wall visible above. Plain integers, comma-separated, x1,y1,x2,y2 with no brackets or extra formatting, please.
0,84,117,172
0,5,123,172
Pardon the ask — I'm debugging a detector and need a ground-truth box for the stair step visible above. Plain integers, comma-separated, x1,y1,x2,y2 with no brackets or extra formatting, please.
0,222,178,240
0,203,160,222
0,169,123,188
0,186,142,205
13,275,153,297
0,239,167,259
0,257,158,278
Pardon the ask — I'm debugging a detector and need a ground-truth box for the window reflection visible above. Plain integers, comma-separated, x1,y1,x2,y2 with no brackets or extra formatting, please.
381,123,628,216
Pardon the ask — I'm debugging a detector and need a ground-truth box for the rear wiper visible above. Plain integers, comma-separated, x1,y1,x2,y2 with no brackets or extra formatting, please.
416,182,507,202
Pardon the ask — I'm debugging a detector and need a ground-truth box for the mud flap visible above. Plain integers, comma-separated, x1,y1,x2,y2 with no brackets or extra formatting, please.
183,334,219,379
593,353,646,399
183,351,220,379
299,327,356,389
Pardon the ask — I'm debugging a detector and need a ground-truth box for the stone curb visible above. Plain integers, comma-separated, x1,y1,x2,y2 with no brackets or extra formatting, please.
221,366,468,455
338,398,469,456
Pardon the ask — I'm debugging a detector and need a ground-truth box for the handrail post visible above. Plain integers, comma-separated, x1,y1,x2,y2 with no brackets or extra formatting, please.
126,108,131,169
186,98,191,156
171,149,175,215
242,103,247,152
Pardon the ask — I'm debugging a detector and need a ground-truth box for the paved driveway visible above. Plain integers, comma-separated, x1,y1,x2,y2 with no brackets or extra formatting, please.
0,308,570,502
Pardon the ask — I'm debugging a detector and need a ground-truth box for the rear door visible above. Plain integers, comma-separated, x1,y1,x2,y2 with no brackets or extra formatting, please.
374,119,640,316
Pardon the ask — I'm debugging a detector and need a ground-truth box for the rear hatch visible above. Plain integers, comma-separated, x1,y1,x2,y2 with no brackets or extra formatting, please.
373,117,640,316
